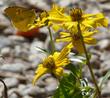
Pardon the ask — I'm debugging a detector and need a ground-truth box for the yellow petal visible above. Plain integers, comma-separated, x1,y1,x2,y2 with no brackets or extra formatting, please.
56,32,71,42
56,43,72,61
83,13,108,28
73,39,84,54
102,18,108,27
53,67,64,78
82,20,94,28
60,32,71,37
32,64,49,85
53,52,70,67
53,52,60,60
83,31,98,37
56,37,72,42
63,21,77,31
96,18,108,27
48,4,70,23
56,58,70,67
84,38,97,44
52,24,61,31
82,13,95,18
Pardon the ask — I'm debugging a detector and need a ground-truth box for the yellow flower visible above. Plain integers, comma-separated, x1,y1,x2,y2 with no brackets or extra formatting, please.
56,28,97,53
48,4,108,31
29,11,50,29
30,4,65,29
32,44,72,85
29,5,71,30
30,4,108,32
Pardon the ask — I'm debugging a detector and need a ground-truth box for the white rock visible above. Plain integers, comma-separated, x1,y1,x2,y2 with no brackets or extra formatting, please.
98,39,110,50
45,77,58,93
18,84,45,96
1,47,11,55
3,78,19,88
26,0,49,10
100,51,110,61
9,93,18,98
8,35,26,43
0,36,12,49
23,95,33,98
0,63,26,73
29,40,46,67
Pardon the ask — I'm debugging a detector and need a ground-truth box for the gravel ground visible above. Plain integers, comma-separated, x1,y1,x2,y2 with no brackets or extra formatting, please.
0,0,110,98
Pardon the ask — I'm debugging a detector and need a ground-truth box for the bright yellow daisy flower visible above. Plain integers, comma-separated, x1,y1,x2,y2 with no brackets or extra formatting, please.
56,28,97,54
48,4,108,31
32,44,72,85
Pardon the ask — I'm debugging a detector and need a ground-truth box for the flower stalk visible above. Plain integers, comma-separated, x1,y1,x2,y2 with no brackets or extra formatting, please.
48,27,56,54
77,21,101,98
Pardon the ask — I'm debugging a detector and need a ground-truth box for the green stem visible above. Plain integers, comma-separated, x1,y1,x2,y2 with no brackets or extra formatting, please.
93,91,98,98
77,22,101,98
48,27,55,54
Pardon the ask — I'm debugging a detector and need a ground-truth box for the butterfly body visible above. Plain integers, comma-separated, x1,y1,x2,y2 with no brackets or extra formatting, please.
16,27,39,38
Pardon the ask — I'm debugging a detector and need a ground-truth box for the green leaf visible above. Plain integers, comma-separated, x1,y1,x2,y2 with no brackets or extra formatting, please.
53,73,83,98
66,63,82,78
35,46,50,54
100,70,110,88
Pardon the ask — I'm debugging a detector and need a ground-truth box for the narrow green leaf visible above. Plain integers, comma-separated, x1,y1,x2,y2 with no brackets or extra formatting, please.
67,63,81,78
100,70,110,88
35,46,50,54
60,83,70,98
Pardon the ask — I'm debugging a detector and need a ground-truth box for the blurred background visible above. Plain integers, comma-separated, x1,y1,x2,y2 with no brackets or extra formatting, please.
0,0,110,98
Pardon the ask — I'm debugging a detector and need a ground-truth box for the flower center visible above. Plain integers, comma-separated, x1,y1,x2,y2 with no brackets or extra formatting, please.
39,11,49,25
73,34,80,40
70,31,81,40
39,11,49,19
70,8,82,21
43,56,56,69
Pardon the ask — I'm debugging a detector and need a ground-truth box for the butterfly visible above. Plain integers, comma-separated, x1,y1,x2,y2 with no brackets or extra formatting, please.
5,6,36,32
